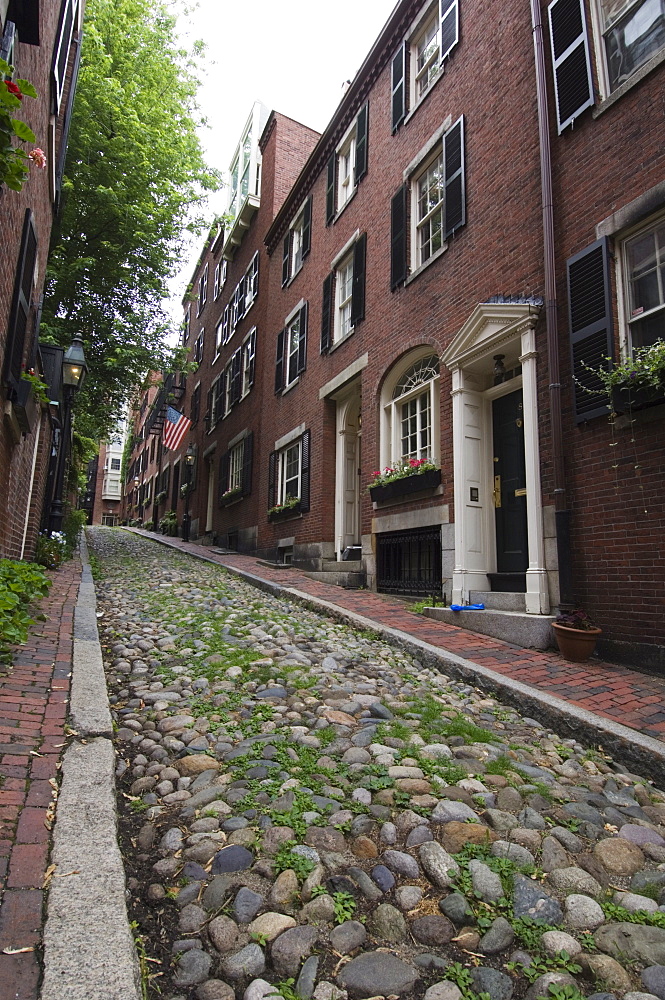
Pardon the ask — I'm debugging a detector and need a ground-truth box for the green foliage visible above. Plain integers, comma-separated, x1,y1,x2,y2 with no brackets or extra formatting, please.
20,370,49,405
41,0,221,441
331,891,357,924
0,559,51,658
601,901,665,928
35,532,68,569
0,58,40,191
63,509,88,555
272,842,315,881
537,983,586,1000
587,339,665,397
270,979,300,1000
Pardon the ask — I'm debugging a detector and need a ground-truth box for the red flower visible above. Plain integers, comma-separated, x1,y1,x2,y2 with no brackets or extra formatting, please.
5,81,23,100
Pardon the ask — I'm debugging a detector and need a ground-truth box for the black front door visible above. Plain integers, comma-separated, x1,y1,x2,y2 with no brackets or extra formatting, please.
492,390,528,579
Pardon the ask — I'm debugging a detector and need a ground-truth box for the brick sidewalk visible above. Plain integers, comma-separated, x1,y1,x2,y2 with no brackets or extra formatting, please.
0,556,81,1000
134,532,665,745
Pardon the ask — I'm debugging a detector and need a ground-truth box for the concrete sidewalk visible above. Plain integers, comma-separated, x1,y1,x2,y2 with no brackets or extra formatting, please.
127,529,665,777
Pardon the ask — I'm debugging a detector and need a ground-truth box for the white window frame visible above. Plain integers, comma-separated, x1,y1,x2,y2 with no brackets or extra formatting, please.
335,253,355,344
277,440,302,503
336,121,357,213
198,265,208,316
214,260,227,300
241,328,256,398
244,252,259,313
223,361,233,417
620,211,665,353
592,0,665,98
285,313,302,389
215,318,224,358
291,211,305,277
413,6,442,102
229,441,244,493
182,306,191,345
194,329,205,365
413,148,445,269
210,375,224,429
110,457,121,471
380,350,441,471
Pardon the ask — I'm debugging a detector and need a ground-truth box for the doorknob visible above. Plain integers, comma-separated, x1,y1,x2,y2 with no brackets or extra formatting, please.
493,475,502,508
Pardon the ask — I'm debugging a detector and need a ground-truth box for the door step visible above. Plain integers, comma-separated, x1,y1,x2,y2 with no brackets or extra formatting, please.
487,572,526,593
305,569,366,589
424,605,555,650
470,590,525,612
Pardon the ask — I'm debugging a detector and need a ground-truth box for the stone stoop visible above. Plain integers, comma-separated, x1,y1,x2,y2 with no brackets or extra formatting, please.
424,604,556,649
470,591,526,612
304,560,366,589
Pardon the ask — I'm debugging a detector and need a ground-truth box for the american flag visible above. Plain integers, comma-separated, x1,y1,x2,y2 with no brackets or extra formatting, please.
162,405,191,452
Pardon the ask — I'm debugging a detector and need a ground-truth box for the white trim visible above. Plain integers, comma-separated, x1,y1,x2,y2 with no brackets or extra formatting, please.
275,423,306,452
20,412,42,560
403,116,452,181
228,427,251,449
319,353,369,399
331,229,361,270
284,297,306,327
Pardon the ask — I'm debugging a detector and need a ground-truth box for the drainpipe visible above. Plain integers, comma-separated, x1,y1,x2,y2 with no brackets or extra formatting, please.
530,0,574,609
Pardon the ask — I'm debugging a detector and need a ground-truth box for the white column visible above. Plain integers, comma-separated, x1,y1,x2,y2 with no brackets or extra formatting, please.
451,369,489,605
520,324,549,614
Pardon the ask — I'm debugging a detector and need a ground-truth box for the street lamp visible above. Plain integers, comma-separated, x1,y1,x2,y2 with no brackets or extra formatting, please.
49,335,88,534
134,476,143,525
182,443,195,542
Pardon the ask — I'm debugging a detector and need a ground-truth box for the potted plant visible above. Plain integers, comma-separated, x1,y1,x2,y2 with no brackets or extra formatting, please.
154,491,167,506
589,339,665,414
551,609,602,662
159,510,178,536
368,458,441,503
268,495,301,522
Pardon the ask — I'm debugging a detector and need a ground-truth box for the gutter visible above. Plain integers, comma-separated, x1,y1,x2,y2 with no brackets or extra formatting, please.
530,0,574,608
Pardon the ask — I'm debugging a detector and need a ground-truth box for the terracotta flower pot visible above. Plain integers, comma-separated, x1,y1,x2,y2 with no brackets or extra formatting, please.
551,622,602,662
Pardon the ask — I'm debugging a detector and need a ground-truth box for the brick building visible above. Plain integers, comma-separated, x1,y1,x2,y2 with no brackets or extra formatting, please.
1,0,83,559
127,0,665,669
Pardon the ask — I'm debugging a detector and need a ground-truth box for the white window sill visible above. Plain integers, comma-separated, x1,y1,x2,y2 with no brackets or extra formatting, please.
333,186,357,223
212,351,221,366
329,329,355,353
405,243,448,286
593,47,665,118
281,377,300,396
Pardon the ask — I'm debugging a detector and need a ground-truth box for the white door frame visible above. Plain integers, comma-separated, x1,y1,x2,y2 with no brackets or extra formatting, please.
334,386,361,560
442,302,549,614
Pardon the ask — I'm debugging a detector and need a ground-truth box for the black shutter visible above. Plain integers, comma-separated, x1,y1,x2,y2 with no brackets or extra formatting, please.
299,430,311,512
440,0,460,62
282,233,291,286
4,209,37,396
297,302,308,375
247,329,256,387
390,185,407,291
567,238,614,422
302,195,312,259
444,115,465,239
275,329,285,394
351,232,367,327
219,451,230,501
391,43,406,133
52,0,77,113
326,153,336,225
268,450,277,508
242,432,253,496
548,0,594,134
237,276,246,320
355,103,368,183
321,273,333,355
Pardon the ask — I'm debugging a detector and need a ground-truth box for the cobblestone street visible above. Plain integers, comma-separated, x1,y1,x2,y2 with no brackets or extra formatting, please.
87,528,665,1000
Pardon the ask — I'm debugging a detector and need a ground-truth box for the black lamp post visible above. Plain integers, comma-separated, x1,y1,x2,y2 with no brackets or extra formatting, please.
134,476,143,525
49,335,87,534
182,443,195,542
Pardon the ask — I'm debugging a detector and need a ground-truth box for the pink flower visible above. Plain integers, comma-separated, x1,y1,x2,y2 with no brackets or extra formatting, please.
5,80,22,100
28,148,47,169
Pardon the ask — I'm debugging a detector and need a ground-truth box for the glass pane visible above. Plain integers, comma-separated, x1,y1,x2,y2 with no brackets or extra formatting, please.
630,307,665,347
605,0,665,89
628,231,658,275
632,270,660,313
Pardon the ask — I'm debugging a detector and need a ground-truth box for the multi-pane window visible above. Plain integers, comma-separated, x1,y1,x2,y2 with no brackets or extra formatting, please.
242,329,256,397
229,441,244,493
292,217,304,275
198,266,208,315
415,12,441,98
416,151,444,266
624,218,665,349
214,259,227,299
209,376,224,429
215,318,224,356
279,442,301,502
182,306,191,345
337,132,356,211
194,329,205,364
597,0,665,92
244,252,259,312
110,457,121,471
283,197,312,284
337,255,354,341
286,314,302,387
383,354,440,467
191,384,201,424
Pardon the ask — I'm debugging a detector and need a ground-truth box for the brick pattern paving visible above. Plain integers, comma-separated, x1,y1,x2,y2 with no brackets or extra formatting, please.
0,557,80,1000
144,533,665,744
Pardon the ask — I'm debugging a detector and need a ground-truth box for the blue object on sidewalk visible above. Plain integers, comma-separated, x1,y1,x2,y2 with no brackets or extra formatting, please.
450,603,485,611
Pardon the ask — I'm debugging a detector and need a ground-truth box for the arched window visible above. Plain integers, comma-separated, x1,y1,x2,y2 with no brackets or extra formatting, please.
380,352,440,469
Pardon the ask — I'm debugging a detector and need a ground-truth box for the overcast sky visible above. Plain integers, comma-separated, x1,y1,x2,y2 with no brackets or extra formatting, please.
172,0,397,302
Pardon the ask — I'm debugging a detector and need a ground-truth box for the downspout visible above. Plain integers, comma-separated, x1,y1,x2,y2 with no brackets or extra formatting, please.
530,0,574,609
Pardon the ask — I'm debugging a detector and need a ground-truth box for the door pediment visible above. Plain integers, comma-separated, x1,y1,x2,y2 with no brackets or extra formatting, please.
442,302,539,373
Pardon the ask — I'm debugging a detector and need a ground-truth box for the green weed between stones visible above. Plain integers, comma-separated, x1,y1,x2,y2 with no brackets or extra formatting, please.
272,841,315,880
601,900,665,927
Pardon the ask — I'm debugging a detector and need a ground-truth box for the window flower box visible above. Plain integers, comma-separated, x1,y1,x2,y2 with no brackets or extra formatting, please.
611,383,665,415
221,487,243,507
13,378,40,434
369,467,441,503
268,498,302,522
